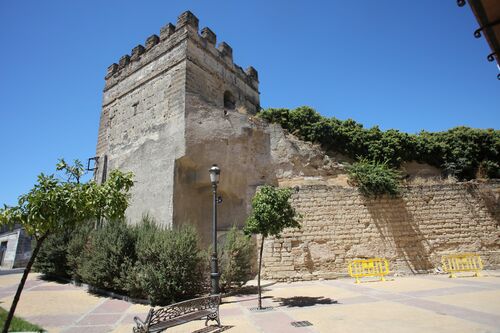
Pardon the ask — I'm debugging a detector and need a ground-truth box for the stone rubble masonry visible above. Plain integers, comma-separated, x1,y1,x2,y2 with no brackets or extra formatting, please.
95,11,263,244
95,11,346,244
94,9,500,274
261,181,500,281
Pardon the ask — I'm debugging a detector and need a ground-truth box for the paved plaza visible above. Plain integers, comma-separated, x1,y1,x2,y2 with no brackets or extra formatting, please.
1,272,500,332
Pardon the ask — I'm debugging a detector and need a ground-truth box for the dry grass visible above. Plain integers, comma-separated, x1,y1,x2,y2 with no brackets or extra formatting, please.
405,175,458,186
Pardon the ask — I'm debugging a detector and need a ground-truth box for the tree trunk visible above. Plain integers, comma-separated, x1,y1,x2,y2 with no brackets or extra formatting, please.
2,232,48,333
257,235,265,310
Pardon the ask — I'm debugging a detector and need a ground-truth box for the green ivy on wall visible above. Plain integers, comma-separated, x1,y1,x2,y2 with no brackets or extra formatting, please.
258,106,499,180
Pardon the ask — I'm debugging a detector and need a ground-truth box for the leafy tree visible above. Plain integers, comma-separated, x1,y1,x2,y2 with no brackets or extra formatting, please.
0,160,133,333
244,185,301,309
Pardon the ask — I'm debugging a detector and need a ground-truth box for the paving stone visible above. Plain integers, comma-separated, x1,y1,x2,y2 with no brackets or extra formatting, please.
26,314,80,327
76,313,123,326
92,299,131,314
64,325,113,333
3,272,500,332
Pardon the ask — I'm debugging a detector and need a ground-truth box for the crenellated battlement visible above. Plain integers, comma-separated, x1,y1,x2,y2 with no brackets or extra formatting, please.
96,10,262,236
104,11,258,92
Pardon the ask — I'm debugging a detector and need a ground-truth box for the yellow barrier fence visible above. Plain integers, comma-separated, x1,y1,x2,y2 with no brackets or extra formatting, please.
441,253,483,278
348,258,390,284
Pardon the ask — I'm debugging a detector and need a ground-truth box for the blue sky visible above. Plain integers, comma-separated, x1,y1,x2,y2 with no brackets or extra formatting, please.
0,1,498,206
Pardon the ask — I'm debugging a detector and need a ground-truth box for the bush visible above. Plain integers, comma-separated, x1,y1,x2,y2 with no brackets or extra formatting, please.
348,159,401,197
66,223,93,281
77,219,136,292
133,220,204,305
478,160,500,179
219,226,255,292
34,216,208,304
33,229,72,278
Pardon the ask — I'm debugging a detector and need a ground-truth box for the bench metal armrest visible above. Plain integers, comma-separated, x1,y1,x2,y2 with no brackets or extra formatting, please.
134,316,145,327
133,308,154,333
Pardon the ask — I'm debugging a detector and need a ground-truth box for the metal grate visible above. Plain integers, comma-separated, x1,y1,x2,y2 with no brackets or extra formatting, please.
249,306,273,312
291,321,313,327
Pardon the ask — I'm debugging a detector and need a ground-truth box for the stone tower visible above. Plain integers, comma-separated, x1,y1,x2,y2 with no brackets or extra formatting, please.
95,11,274,243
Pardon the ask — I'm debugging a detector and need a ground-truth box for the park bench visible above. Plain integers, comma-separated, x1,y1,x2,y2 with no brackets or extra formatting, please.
133,294,221,333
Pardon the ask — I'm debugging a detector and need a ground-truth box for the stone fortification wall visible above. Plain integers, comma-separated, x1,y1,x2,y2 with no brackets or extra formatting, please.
95,10,353,240
95,11,260,229
96,13,193,226
172,13,265,243
262,181,500,281
94,11,498,266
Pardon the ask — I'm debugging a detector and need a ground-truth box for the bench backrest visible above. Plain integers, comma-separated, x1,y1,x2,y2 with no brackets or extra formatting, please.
147,294,220,327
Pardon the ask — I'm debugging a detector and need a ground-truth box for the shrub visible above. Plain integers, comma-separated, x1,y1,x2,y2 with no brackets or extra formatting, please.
33,229,72,278
120,216,157,299
66,223,93,281
34,216,206,304
77,219,136,292
34,223,93,279
478,160,500,179
347,159,401,197
219,226,255,292
133,220,204,305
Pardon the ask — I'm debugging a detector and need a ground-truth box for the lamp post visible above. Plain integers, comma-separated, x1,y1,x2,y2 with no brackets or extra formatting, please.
209,164,221,295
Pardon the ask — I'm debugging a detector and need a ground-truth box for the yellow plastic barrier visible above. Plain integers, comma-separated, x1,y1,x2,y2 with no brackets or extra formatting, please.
441,253,483,278
348,258,390,284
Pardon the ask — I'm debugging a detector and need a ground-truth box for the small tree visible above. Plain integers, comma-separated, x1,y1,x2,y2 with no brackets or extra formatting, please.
0,160,133,333
244,185,301,309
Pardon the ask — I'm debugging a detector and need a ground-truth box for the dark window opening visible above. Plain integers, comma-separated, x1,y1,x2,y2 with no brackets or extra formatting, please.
223,91,236,110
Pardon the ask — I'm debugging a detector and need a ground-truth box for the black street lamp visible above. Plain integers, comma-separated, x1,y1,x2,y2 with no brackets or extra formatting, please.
209,164,221,295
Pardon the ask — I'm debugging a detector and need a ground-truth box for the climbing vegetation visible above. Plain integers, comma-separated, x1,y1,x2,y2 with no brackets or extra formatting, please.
347,159,401,197
258,106,499,181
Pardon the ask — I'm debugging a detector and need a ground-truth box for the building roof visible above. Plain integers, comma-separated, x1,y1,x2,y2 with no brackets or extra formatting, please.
460,0,500,78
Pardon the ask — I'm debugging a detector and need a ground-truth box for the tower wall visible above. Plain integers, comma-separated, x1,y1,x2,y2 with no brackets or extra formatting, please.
96,15,194,226
95,11,267,235
172,16,271,244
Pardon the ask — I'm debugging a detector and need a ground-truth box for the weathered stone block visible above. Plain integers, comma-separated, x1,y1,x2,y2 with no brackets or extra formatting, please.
201,27,216,45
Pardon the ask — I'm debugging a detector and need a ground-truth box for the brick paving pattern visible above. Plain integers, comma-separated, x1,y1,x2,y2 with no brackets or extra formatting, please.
0,272,499,332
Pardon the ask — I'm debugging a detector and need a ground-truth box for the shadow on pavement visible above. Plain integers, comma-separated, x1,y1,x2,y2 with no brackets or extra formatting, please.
222,295,272,304
0,268,24,276
192,325,234,332
226,285,259,296
275,296,338,307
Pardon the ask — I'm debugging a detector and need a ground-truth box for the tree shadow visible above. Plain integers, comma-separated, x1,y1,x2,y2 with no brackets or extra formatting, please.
222,295,273,305
38,273,72,284
191,325,234,333
470,183,499,226
224,285,259,296
274,296,338,307
364,196,434,273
